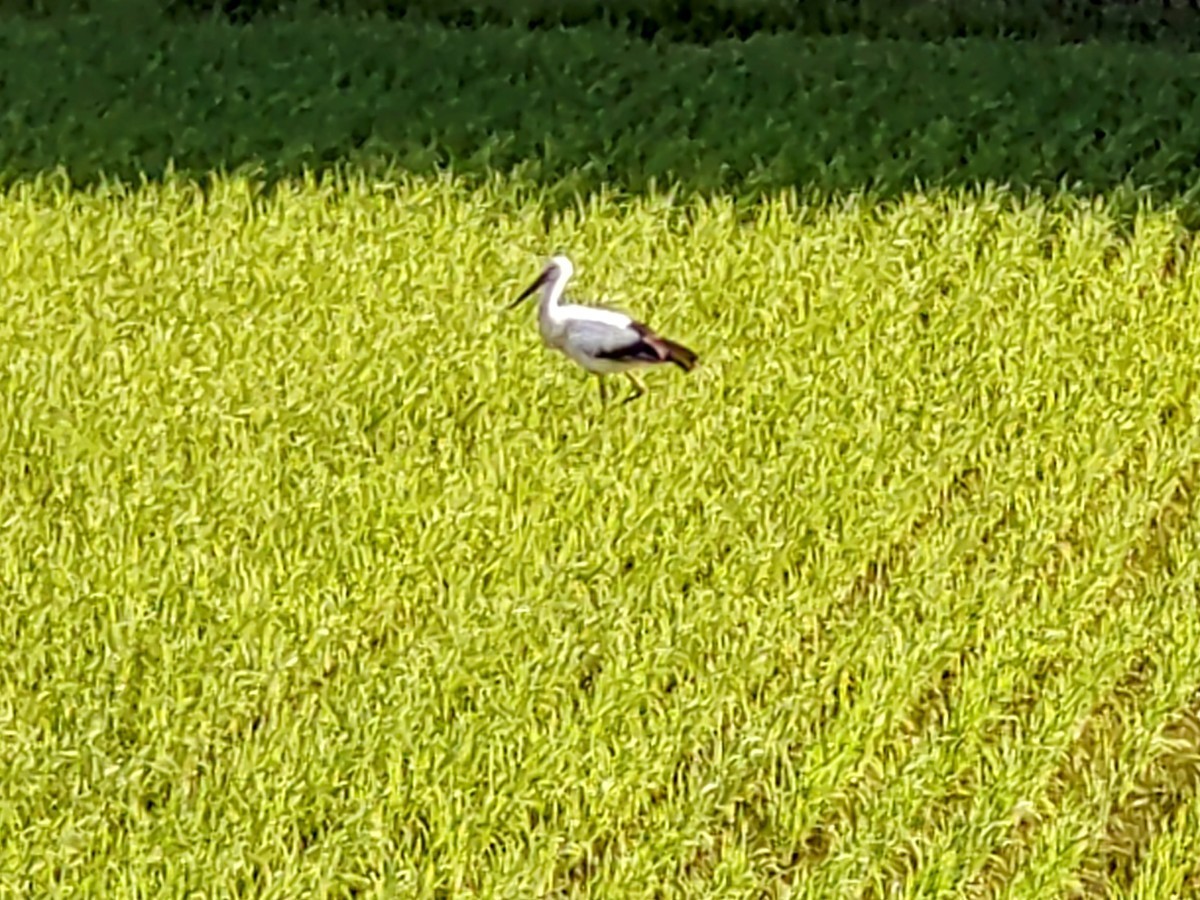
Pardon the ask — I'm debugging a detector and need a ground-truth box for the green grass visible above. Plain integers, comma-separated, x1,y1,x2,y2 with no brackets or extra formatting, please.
3,170,1200,895
4,14,1200,208
11,0,1200,49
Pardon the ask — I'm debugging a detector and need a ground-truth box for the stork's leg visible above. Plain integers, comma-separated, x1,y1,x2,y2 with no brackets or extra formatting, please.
622,371,647,404
597,377,608,406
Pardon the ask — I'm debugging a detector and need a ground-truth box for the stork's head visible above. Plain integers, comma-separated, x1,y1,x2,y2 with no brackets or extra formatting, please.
546,255,574,280
508,255,574,308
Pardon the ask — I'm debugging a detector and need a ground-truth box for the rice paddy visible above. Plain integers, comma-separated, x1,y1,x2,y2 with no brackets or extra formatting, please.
1,168,1199,895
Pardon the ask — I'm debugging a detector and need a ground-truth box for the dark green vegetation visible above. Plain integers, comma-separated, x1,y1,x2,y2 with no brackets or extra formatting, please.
8,0,1200,47
1,12,1200,211
4,3,1200,897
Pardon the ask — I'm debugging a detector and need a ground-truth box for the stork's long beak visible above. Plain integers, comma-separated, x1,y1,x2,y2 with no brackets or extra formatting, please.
508,269,550,309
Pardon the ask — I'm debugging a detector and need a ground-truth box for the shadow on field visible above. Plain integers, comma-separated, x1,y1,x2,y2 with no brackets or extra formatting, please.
2,10,1200,212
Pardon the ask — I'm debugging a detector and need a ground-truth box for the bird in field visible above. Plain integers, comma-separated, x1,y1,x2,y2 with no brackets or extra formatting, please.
507,255,699,403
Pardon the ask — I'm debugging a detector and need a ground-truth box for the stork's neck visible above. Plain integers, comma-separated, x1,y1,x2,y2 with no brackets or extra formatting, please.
538,269,569,325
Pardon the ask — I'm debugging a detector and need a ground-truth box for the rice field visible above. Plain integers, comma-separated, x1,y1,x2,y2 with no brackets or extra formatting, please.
2,171,1200,896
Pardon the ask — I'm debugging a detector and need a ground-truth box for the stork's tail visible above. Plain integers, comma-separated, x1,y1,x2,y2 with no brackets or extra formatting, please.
659,337,698,372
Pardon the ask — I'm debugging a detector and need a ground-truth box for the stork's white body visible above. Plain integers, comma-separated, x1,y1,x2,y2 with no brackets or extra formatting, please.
508,255,698,402
538,300,642,375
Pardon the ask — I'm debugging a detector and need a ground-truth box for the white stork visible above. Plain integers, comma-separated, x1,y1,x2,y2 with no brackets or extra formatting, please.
507,255,698,403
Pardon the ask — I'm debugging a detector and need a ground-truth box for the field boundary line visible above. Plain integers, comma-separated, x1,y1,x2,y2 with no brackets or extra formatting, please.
774,427,1147,888
1076,695,1200,897
851,435,1172,897
965,448,1200,898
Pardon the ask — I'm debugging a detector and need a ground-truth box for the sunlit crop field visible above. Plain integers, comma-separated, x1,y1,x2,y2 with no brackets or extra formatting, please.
3,172,1200,897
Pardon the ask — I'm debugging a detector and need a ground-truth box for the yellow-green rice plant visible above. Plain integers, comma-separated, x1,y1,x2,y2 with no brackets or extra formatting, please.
2,171,1200,896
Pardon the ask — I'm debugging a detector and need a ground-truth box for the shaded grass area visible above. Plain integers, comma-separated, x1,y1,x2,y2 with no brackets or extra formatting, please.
3,175,1200,893
8,0,1200,48
2,14,1200,210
